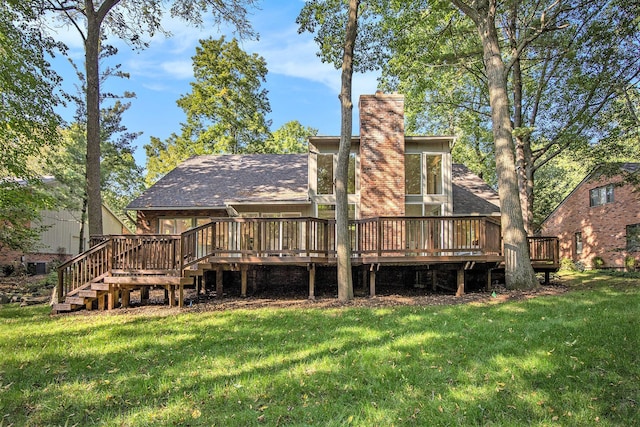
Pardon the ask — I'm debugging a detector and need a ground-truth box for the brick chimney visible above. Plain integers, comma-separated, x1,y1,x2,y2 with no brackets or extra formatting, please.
358,92,406,218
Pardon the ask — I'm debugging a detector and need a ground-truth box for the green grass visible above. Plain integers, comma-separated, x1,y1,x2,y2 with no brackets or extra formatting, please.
0,271,638,426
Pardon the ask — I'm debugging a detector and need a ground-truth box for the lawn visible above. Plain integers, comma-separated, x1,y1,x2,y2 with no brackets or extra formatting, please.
0,271,638,426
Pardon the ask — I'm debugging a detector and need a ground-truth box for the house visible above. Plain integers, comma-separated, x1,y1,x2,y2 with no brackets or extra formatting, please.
53,93,557,313
0,177,129,274
127,93,500,229
539,163,640,269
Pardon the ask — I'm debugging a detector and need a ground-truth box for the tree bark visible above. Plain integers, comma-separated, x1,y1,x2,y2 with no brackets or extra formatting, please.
452,0,538,289
336,0,359,301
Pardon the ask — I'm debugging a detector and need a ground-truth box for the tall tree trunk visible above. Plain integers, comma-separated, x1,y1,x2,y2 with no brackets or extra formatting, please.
509,0,534,235
78,194,88,253
336,0,359,301
85,2,103,237
452,0,538,289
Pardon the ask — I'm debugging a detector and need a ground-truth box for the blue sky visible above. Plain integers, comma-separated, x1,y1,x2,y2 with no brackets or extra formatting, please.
49,1,380,167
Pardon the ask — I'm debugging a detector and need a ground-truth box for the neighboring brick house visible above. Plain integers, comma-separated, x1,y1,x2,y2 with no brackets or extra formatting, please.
539,163,640,269
127,93,500,231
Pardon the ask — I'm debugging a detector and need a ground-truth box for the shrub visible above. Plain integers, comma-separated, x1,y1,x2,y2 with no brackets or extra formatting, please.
560,258,577,271
2,264,15,277
624,256,637,271
591,256,605,269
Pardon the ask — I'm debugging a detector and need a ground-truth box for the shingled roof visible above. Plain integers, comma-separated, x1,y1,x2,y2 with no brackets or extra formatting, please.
127,154,309,210
452,164,500,215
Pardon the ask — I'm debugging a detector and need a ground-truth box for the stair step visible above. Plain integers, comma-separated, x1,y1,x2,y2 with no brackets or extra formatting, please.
66,296,86,305
52,303,73,312
91,283,111,291
104,276,181,285
78,290,99,298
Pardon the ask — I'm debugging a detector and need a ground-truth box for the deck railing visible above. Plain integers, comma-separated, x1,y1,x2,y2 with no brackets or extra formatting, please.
179,216,505,265
57,239,112,302
59,217,559,301
181,217,334,268
353,216,502,257
528,236,560,267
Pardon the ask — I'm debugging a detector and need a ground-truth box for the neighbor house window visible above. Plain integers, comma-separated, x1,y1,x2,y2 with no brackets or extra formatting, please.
425,155,443,194
405,154,421,195
575,232,583,255
589,184,614,207
627,224,640,252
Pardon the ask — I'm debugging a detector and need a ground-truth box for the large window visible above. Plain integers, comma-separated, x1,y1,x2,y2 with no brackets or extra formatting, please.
590,184,614,207
627,224,640,252
160,218,210,234
318,204,355,220
317,153,356,195
317,154,334,194
575,232,583,255
405,154,421,195
426,155,442,194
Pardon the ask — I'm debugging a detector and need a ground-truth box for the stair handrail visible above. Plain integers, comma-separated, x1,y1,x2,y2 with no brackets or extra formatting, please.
56,238,113,302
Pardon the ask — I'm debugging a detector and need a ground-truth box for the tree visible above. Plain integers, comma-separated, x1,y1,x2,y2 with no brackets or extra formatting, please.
299,0,541,288
299,0,361,300
258,121,318,154
448,0,538,289
333,0,360,301
379,0,640,233
0,1,62,252
145,36,271,184
175,37,271,154
47,101,144,252
41,0,257,236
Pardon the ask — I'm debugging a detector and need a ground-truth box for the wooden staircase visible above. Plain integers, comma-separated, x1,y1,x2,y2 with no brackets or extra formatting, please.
53,236,183,314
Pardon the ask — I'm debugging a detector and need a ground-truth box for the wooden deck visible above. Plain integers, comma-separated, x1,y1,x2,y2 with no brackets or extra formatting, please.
54,216,559,313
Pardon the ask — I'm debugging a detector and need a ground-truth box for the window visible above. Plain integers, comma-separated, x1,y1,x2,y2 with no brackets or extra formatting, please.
317,153,357,195
159,217,210,234
317,204,355,220
424,204,442,216
575,232,583,255
405,154,421,195
405,204,423,217
589,184,614,207
426,155,442,194
627,224,640,252
317,154,334,194
347,152,356,194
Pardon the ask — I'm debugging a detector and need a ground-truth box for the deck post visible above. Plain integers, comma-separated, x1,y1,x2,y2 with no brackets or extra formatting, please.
308,264,316,300
107,287,118,310
362,268,368,292
486,269,492,291
178,283,184,308
121,289,130,308
241,266,248,297
141,286,150,302
216,268,223,298
98,293,106,310
168,285,175,307
369,264,378,297
456,268,465,297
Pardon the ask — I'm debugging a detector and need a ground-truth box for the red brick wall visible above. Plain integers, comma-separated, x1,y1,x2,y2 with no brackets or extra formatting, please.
541,174,640,268
359,93,406,218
